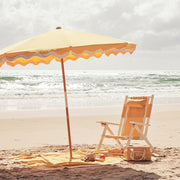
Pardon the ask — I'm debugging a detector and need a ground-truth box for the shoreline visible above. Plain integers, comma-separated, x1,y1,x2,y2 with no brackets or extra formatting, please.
1,96,180,112
0,103,180,117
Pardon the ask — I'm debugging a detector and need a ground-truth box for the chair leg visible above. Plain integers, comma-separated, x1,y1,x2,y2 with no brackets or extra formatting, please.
106,126,123,149
96,125,107,151
126,125,135,148
135,125,153,150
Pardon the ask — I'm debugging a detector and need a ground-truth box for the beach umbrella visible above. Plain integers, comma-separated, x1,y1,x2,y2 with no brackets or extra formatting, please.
0,27,136,160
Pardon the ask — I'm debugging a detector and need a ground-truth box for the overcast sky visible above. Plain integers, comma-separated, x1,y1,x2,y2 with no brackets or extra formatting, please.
0,0,180,70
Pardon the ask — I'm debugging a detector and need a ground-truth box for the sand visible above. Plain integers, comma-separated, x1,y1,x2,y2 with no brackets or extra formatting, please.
0,104,180,179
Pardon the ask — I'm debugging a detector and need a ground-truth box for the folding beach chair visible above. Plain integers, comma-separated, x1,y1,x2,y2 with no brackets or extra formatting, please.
97,95,154,151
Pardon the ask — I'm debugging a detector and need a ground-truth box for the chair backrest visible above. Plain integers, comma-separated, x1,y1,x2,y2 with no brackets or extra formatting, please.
118,95,154,139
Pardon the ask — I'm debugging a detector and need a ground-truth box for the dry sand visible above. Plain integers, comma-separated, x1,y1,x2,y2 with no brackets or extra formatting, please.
0,104,179,179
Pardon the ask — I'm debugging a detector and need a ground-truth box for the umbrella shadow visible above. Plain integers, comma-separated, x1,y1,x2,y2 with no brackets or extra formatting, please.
126,160,155,165
0,164,161,180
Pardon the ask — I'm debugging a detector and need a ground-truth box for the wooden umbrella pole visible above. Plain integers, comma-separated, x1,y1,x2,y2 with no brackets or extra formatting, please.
61,58,73,160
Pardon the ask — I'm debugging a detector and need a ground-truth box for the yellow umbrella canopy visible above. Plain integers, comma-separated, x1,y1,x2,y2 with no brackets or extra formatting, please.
0,27,136,160
0,27,136,67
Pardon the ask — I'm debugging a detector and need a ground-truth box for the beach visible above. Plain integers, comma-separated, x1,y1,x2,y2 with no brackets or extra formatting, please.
0,104,180,149
0,69,180,179
0,104,179,179
0,0,180,178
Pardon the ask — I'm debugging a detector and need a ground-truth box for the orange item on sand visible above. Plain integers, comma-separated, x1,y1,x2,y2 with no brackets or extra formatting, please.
99,154,105,160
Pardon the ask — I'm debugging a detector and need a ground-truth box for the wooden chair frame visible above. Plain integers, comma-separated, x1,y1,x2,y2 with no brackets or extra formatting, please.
96,95,154,151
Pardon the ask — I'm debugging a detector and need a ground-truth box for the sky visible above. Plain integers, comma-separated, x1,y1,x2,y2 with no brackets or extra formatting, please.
0,0,180,70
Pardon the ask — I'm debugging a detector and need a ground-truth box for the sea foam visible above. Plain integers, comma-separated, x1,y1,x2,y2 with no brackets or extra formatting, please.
0,69,179,110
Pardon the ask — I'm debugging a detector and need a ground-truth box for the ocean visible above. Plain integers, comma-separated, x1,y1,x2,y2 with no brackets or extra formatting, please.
0,69,180,111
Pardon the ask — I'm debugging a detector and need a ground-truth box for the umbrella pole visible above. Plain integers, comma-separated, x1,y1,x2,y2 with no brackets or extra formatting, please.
61,58,73,160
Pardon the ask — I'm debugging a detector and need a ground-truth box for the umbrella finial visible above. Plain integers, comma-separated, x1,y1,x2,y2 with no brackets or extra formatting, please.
56,27,62,30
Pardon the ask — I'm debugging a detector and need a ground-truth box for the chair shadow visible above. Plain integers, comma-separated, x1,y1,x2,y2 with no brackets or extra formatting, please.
127,160,154,165
0,163,161,180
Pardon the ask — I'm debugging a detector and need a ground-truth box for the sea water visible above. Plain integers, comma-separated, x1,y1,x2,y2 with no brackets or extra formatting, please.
0,69,180,111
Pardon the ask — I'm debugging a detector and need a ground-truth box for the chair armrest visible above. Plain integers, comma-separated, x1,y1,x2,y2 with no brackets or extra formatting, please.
130,121,151,126
96,121,120,126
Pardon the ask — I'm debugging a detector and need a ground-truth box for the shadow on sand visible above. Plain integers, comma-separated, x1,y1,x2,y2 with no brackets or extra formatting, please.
0,163,161,180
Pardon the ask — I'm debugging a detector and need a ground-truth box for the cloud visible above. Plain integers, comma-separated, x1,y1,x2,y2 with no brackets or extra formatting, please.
67,0,180,52
0,0,115,47
0,0,180,69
